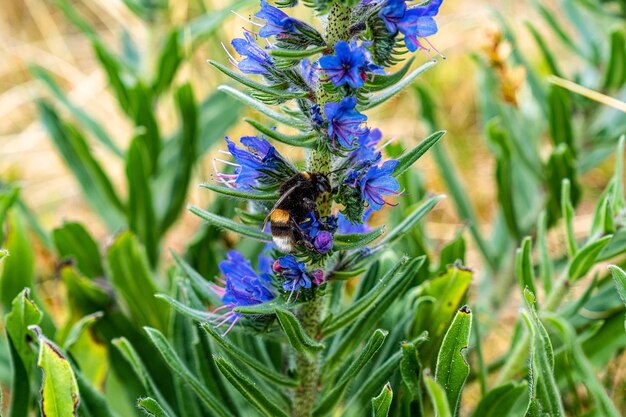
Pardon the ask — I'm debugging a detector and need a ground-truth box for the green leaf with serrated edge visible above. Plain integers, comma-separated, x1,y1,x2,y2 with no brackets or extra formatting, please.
209,61,308,99
29,65,123,157
567,235,613,281
112,338,176,417
107,232,168,331
522,290,564,417
515,237,536,298
275,308,324,356
313,329,388,417
561,179,577,257
5,289,42,373
218,86,308,129
152,29,182,97
376,195,443,247
435,306,472,416
200,183,278,200
1,210,35,308
333,227,385,251
61,311,103,350
609,265,626,331
214,356,290,417
183,0,255,50
52,221,103,279
244,118,318,148
201,323,297,387
37,100,124,229
29,326,80,417
393,131,446,177
371,383,393,417
359,60,437,111
269,45,327,59
144,327,234,417
324,258,424,373
188,205,272,242
424,374,452,417
159,83,199,235
365,57,415,91
321,257,409,336
469,382,528,417
138,397,172,417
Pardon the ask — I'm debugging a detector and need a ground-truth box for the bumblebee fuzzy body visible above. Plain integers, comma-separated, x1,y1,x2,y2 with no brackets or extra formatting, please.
269,172,332,252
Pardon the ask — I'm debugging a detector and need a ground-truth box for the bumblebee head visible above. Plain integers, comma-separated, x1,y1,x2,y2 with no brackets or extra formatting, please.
312,173,332,196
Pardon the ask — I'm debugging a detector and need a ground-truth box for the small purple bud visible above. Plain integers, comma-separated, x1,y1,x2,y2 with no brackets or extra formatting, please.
311,269,325,286
273,260,283,273
314,231,333,253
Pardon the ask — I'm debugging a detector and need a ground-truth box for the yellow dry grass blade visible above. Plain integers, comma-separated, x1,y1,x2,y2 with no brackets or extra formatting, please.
548,75,626,113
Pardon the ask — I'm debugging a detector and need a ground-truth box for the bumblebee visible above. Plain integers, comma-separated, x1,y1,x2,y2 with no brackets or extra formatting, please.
264,172,332,253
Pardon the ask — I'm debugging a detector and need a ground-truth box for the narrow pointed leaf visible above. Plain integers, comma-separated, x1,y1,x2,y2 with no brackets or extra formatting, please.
214,356,290,417
52,221,104,279
333,227,385,251
371,384,393,417
244,118,317,148
424,374,452,417
269,45,327,59
609,265,626,331
561,179,577,257
156,294,212,322
400,342,423,403
470,382,528,417
365,57,415,91
435,306,472,416
138,397,172,417
515,237,536,297
152,29,182,97
183,0,255,49
233,300,286,315
200,183,278,200
62,311,103,350
393,131,446,177
189,205,272,241
567,235,613,281
377,195,444,247
275,308,324,356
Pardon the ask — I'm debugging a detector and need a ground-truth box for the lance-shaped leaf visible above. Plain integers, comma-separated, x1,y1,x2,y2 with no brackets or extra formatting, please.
470,382,528,417
603,30,626,90
537,212,553,293
52,221,103,279
170,251,222,305
376,195,444,247
244,118,318,148
275,308,324,356
515,237,537,298
333,227,385,251
371,384,393,417
112,337,176,417
183,0,255,49
321,256,409,336
424,374,452,417
561,179,577,257
144,327,233,417
365,57,415,91
152,29,182,97
233,300,286,315
1,210,35,310
200,183,278,201
359,60,437,111
188,205,272,242
218,86,308,129
5,289,42,371
400,342,423,405
393,131,446,178
521,290,564,417
201,324,297,387
567,235,613,281
435,306,472,416
214,356,290,417
313,329,388,417
269,45,327,59
156,294,212,322
138,397,172,417
29,326,80,417
609,265,626,331
61,311,103,350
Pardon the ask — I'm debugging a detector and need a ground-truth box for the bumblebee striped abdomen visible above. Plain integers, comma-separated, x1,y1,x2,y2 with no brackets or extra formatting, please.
270,209,297,252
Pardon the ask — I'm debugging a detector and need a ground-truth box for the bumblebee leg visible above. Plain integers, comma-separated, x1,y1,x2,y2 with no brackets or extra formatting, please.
302,197,320,219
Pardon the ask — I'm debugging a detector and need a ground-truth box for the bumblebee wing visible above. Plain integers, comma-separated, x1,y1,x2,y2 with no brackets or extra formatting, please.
262,184,300,232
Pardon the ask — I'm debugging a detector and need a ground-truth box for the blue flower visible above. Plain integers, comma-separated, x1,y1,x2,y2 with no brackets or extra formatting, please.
319,41,365,88
324,97,369,149
231,32,273,74
311,104,325,128
255,0,298,38
349,128,383,165
299,212,336,253
273,255,322,296
299,212,321,238
360,160,401,210
379,0,408,34
379,0,443,53
299,58,318,87
337,209,373,234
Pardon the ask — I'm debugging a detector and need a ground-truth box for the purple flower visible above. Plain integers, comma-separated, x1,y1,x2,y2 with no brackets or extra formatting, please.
273,255,323,299
379,0,408,34
299,212,335,253
319,42,366,88
360,160,401,210
212,250,275,335
324,97,369,149
314,231,333,253
380,0,443,53
231,32,273,74
255,0,299,38
349,128,383,165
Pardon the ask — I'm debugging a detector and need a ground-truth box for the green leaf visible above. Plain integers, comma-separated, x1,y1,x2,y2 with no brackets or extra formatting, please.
371,383,393,417
29,65,123,157
244,118,318,148
359,60,437,111
515,237,536,297
313,329,388,417
144,327,234,417
561,179,577,257
106,232,168,331
188,205,272,242
37,100,124,230
218,86,307,129
321,256,412,336
170,251,221,305
424,374,452,417
608,265,626,331
29,326,80,417
92,41,133,115
1,210,35,308
214,356,290,417
470,382,528,417
393,131,446,177
138,397,172,417
5,289,43,372
52,221,104,278
275,308,324,356
603,29,626,90
435,306,472,416
333,227,385,251
159,83,198,234
525,22,562,76
155,294,211,322
537,212,553,293
152,29,182,97
548,85,574,151
269,45,327,59
567,235,613,281
61,311,103,350
365,57,415,92
200,182,278,201
233,300,287,315
201,323,297,387
377,195,444,247
400,342,423,404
